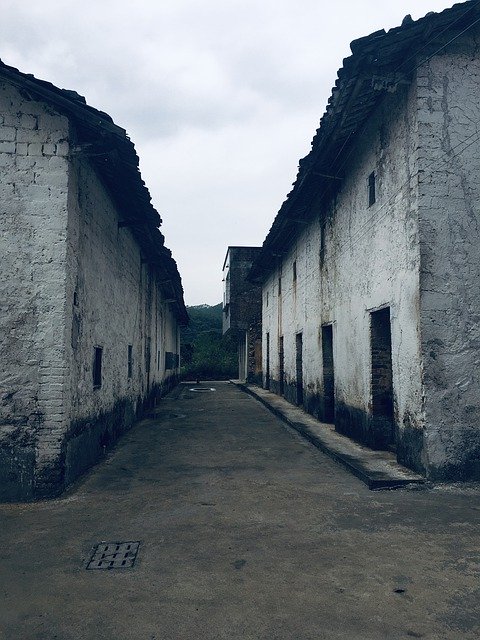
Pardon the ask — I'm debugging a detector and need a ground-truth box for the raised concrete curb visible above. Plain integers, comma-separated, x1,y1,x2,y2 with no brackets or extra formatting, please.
233,381,426,490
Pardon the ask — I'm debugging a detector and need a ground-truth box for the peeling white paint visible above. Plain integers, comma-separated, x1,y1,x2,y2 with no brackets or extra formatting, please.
261,34,480,480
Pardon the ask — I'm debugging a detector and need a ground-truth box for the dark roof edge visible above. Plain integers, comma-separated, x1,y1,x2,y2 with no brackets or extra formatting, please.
223,245,262,270
0,59,189,325
249,0,480,282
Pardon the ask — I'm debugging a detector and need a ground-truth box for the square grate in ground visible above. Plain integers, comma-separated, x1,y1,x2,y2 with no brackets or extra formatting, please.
86,541,140,570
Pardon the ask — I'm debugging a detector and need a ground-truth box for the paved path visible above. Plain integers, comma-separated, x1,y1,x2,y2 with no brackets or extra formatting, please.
0,381,479,640
236,382,424,488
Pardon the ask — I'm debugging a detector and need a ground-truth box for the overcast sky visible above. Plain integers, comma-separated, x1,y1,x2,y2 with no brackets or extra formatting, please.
1,0,457,305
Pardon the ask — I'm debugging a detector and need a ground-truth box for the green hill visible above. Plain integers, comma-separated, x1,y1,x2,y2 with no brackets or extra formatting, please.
181,303,223,343
180,304,237,380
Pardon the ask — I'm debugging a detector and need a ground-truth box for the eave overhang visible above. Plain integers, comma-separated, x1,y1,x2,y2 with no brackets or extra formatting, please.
0,59,189,326
249,1,480,283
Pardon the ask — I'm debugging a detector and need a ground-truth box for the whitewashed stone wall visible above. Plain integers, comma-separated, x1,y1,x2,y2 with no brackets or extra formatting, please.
262,32,480,479
0,83,181,499
264,76,423,465
0,82,71,499
264,79,423,471
416,36,480,480
63,156,180,486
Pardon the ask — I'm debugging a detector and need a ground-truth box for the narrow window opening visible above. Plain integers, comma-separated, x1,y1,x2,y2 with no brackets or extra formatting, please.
265,333,270,390
295,332,303,406
370,307,395,449
322,325,335,422
266,291,269,307
368,171,376,207
145,337,151,390
127,345,133,379
293,261,297,283
278,277,282,296
278,336,285,396
157,350,161,371
93,346,103,388
73,291,79,306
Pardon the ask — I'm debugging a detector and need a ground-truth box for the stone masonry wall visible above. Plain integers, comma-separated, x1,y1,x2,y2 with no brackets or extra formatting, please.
417,35,480,480
62,153,180,489
0,83,181,500
223,247,262,381
262,79,425,472
0,82,70,500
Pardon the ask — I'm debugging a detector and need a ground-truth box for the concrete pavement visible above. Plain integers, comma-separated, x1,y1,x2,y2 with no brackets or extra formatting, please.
234,382,425,489
0,381,479,640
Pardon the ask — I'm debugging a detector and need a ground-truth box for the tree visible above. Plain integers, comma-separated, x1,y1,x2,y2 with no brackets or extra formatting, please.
181,304,237,380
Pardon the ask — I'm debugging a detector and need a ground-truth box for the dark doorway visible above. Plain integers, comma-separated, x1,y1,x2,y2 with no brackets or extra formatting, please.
265,333,270,390
370,307,395,449
254,339,262,382
322,325,335,422
278,336,285,396
296,333,303,405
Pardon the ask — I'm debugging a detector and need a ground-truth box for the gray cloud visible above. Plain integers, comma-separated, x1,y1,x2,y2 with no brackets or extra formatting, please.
0,0,455,303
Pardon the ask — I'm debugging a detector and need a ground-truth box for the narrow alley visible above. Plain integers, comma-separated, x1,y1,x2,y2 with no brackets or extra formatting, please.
0,382,478,640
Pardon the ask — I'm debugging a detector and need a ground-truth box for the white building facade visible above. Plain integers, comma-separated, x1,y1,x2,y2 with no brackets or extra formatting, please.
251,3,480,481
0,62,188,500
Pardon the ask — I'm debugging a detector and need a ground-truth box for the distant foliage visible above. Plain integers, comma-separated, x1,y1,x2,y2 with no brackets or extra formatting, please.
181,304,237,380
181,303,223,342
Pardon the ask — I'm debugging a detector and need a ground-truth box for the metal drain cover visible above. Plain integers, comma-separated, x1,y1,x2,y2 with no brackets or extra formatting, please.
86,541,140,570
189,387,216,392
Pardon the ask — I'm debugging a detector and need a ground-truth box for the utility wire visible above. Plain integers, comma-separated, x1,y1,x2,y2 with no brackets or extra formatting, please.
394,0,480,73
293,3,480,242
271,128,480,300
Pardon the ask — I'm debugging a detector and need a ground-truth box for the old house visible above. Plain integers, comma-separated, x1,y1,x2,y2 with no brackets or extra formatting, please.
249,1,480,481
222,246,262,383
0,61,188,501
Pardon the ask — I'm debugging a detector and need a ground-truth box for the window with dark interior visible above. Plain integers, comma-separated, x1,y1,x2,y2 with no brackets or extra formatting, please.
127,345,133,379
368,171,376,207
93,346,103,388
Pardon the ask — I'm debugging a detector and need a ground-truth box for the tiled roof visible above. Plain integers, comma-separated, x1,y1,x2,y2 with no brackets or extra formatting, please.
249,0,480,282
0,59,189,325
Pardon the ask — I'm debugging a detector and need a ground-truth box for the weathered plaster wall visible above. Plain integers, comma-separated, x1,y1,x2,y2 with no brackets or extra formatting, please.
0,84,181,500
63,155,180,487
0,83,70,499
417,38,480,480
263,80,425,471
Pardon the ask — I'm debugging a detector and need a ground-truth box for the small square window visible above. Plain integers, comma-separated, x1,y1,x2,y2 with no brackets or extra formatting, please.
93,347,103,388
368,171,376,207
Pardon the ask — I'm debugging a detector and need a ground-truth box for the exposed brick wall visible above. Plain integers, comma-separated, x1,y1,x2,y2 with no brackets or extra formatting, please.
0,82,182,500
0,82,70,499
223,247,262,381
